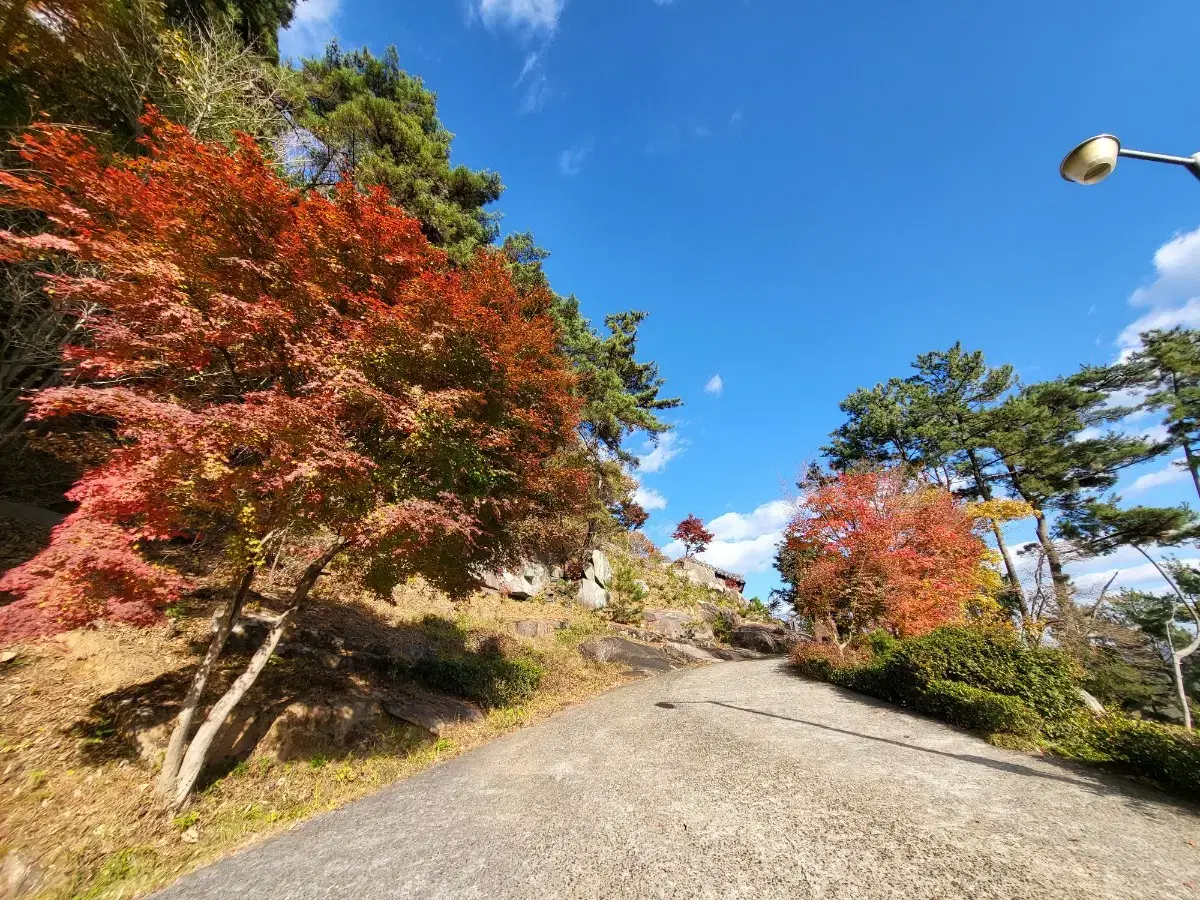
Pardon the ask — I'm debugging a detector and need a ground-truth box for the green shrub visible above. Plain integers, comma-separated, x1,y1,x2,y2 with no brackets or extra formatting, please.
607,561,648,625
1081,715,1200,801
914,679,1040,738
711,612,734,645
885,626,1082,723
411,653,544,709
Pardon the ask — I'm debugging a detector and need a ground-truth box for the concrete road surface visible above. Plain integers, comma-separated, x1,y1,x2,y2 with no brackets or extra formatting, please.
155,659,1200,900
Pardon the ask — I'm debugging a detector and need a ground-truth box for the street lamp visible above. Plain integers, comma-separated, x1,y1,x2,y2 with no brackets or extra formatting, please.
1060,135,1200,186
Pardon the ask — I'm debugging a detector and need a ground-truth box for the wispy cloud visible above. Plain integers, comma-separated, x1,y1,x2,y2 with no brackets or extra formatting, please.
476,0,564,33
637,432,684,473
1127,457,1189,494
1116,226,1200,354
633,484,667,510
729,109,744,126
558,140,593,176
278,0,340,60
703,373,724,396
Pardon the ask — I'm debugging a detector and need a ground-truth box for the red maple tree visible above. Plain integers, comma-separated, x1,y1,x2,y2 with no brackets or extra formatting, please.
673,514,714,558
782,469,985,652
0,112,583,804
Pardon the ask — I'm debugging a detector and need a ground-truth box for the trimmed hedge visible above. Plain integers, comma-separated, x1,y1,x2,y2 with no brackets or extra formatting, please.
916,679,1040,738
1080,715,1200,802
790,626,1080,737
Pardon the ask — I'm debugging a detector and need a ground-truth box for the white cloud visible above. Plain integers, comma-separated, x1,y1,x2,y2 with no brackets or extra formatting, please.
1127,458,1189,494
706,499,792,542
558,140,593,176
661,499,792,576
730,110,744,126
637,432,684,473
1116,226,1200,352
477,0,564,32
1073,557,1200,596
278,0,340,60
633,484,667,510
518,51,541,80
704,373,724,396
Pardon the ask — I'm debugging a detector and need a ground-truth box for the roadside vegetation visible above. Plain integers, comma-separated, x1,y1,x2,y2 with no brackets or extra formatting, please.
777,341,1200,801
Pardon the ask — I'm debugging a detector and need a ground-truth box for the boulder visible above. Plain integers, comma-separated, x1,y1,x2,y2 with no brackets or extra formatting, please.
634,580,650,595
663,642,722,663
576,579,609,610
1,851,41,899
382,693,484,736
258,699,388,762
579,636,677,674
730,622,793,654
513,620,567,638
585,549,613,588
642,609,713,643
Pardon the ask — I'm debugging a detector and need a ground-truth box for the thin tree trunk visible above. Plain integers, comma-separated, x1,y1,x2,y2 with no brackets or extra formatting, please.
966,449,1029,618
1033,510,1071,608
1182,439,1200,508
170,539,345,809
1132,544,1199,731
155,565,255,800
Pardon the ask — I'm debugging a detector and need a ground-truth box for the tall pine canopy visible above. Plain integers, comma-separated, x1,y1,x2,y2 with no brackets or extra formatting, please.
290,43,505,263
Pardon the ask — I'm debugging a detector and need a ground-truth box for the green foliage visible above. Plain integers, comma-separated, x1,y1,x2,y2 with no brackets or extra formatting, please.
411,652,544,709
606,561,647,625
917,679,1040,738
291,44,503,262
164,0,297,60
711,613,733,645
744,596,771,622
1051,715,1200,801
884,626,1082,722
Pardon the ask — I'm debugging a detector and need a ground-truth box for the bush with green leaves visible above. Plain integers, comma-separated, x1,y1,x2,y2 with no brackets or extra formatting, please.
606,561,648,625
1056,714,1200,801
410,650,544,709
790,625,1080,737
884,626,1083,723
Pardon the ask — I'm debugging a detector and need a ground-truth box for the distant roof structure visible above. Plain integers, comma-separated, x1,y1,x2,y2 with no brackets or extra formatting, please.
674,556,746,589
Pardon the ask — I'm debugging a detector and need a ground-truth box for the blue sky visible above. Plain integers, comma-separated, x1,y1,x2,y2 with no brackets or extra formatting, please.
281,0,1200,601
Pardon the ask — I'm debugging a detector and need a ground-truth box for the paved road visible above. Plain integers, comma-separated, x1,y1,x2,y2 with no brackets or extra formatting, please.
156,659,1200,900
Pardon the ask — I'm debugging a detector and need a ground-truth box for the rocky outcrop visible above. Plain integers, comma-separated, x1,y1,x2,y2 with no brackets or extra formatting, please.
513,620,567,638
576,579,609,610
584,549,612,588
730,622,794,655
1,850,41,899
663,642,721,663
258,699,390,762
579,636,678,673
643,609,713,643
382,693,484,737
479,561,551,600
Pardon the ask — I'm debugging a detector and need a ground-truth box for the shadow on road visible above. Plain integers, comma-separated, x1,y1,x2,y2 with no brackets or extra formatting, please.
658,699,1105,790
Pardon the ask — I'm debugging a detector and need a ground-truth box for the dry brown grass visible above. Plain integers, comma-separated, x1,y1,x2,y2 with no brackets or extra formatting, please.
0,565,638,900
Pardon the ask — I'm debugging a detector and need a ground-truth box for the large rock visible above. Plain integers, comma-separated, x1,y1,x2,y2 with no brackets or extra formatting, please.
513,619,567,638
258,699,388,762
730,622,794,654
1077,687,1106,716
477,561,550,599
642,609,713,643
1,851,41,899
383,693,484,737
663,642,722,663
578,636,678,673
577,579,609,610
584,549,613,588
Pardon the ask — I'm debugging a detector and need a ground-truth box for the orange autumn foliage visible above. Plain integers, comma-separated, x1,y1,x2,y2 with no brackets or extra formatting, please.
783,469,987,640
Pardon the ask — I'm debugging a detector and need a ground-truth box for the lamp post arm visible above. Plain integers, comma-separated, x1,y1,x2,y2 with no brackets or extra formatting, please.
1119,147,1200,181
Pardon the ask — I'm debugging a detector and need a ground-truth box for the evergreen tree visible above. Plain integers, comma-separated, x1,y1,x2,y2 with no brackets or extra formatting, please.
1057,501,1200,729
1082,328,1200,503
290,43,504,263
987,377,1153,610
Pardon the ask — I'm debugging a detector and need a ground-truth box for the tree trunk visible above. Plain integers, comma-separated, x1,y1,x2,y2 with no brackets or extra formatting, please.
1182,438,1200,508
155,565,255,800
1033,510,1071,609
967,449,1028,618
1132,544,1199,731
170,539,345,809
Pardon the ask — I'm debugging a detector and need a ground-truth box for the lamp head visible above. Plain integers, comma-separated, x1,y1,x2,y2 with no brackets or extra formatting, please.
1060,134,1121,185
